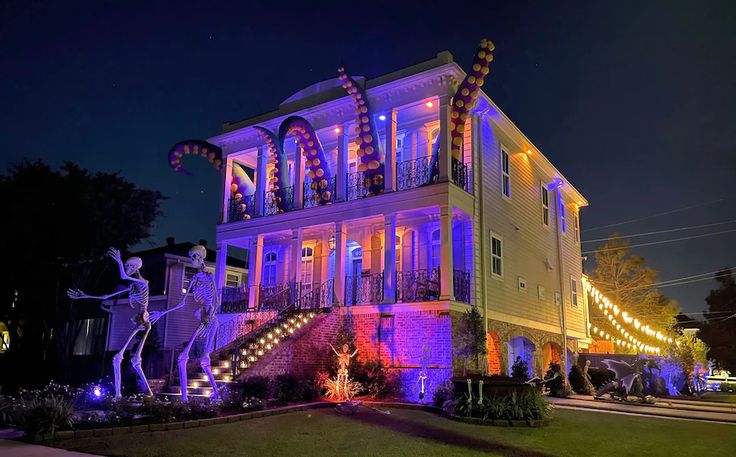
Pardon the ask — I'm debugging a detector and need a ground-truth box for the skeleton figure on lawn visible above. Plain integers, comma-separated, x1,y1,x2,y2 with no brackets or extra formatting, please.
151,245,220,401
67,247,153,399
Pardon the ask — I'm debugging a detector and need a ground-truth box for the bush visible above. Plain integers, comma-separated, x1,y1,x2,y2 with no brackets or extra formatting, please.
273,374,301,403
12,395,75,437
241,376,270,399
510,357,529,380
545,363,571,398
432,380,454,408
350,360,402,399
720,382,736,393
587,367,615,389
453,389,551,421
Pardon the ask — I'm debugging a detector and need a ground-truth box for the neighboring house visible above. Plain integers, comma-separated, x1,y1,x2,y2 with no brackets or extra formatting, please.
102,238,247,377
202,49,590,388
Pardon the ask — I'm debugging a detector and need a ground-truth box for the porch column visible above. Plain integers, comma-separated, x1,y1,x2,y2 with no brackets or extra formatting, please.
294,145,305,209
438,94,452,183
334,221,348,305
247,235,264,309
289,228,303,290
336,121,349,202
439,204,455,301
222,158,233,223
382,213,397,304
254,145,268,217
383,109,398,193
214,241,229,294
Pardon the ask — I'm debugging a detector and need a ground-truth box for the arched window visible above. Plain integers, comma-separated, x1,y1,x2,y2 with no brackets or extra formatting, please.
395,235,402,273
301,246,314,292
263,251,278,285
430,229,440,272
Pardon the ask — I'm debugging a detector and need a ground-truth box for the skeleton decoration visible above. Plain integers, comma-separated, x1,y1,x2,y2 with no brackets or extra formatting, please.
150,245,220,401
67,248,153,399
328,343,358,401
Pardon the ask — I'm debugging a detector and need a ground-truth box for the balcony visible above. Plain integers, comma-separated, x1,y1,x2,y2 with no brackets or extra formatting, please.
397,157,431,191
396,268,440,302
227,194,256,222
220,286,250,313
345,273,384,305
303,177,336,209
264,186,294,216
452,159,472,194
346,170,372,201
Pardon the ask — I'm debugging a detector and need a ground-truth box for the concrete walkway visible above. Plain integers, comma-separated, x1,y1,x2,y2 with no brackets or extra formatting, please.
548,394,736,424
0,439,98,457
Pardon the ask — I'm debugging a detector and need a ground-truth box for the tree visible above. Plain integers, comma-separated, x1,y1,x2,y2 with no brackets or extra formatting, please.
699,269,736,371
453,305,487,376
0,160,164,389
590,236,680,331
664,333,709,395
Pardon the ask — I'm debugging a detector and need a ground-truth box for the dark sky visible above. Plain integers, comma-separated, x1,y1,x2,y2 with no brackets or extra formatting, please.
2,1,735,315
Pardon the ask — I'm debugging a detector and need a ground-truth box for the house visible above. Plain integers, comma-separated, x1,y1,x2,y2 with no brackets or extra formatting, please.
194,45,589,400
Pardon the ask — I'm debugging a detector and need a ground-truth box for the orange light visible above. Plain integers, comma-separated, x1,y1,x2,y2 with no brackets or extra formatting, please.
425,101,434,108
334,127,341,134
526,149,533,155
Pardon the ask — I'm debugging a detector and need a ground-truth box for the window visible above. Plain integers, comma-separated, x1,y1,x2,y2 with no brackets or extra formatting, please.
559,199,567,233
573,211,580,243
395,235,402,273
301,247,314,291
570,277,579,307
538,285,546,300
517,276,527,292
501,147,511,199
225,273,240,288
430,229,441,272
396,134,404,163
182,266,198,293
490,233,503,278
541,184,549,227
263,251,278,285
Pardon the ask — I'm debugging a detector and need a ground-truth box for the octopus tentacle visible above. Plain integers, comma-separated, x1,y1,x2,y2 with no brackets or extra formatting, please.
279,116,333,206
337,67,384,196
168,140,223,176
254,126,291,212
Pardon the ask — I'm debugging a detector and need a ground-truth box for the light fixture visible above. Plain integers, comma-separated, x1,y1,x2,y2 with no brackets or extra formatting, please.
328,235,336,250
378,115,386,121
526,149,533,155
425,101,434,108
334,127,341,134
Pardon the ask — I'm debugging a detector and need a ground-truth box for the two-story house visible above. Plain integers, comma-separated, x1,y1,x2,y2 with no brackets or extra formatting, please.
191,45,589,400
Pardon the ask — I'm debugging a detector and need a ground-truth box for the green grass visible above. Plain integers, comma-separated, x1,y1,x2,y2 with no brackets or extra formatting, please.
699,392,736,403
54,407,735,457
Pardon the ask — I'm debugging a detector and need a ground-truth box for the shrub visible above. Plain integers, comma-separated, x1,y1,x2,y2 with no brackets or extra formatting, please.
241,376,270,399
241,397,265,411
432,380,454,408
273,374,301,403
453,389,551,421
350,360,401,399
545,363,572,398
12,395,75,437
510,357,529,380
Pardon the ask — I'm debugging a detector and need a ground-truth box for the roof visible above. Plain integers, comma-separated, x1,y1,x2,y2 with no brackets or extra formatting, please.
133,241,247,269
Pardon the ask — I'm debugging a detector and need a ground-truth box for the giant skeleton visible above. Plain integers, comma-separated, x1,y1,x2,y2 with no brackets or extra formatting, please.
150,245,220,401
67,248,153,399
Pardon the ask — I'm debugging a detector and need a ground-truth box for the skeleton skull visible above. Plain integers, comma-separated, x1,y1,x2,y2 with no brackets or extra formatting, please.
124,257,143,276
188,245,207,268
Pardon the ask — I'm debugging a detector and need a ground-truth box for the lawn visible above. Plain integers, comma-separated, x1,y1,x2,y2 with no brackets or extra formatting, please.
54,407,735,457
698,392,736,404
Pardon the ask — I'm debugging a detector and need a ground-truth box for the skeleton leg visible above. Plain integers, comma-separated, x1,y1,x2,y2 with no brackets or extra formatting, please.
178,331,198,402
199,324,220,400
130,322,154,397
113,328,141,399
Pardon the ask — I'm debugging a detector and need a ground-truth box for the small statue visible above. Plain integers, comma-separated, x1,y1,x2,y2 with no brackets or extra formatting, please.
68,247,153,399
329,343,358,401
151,245,220,401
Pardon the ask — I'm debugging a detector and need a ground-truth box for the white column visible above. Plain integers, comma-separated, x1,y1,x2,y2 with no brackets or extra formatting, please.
222,157,233,223
382,213,397,303
214,242,229,304
294,145,305,209
334,222,347,305
383,109,397,193
439,204,455,301
289,228,303,288
247,235,264,309
255,145,268,217
336,122,349,201
438,94,452,183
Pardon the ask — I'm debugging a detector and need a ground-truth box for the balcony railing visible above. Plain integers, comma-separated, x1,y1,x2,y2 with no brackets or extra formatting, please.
346,170,371,201
264,186,294,216
220,286,250,313
453,269,471,304
303,177,336,208
452,159,473,194
227,193,256,222
397,157,431,191
258,283,296,311
396,268,440,303
345,273,384,305
297,280,333,310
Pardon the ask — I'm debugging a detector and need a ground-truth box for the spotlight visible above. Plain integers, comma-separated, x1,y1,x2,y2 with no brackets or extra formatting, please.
378,115,386,121
425,101,434,108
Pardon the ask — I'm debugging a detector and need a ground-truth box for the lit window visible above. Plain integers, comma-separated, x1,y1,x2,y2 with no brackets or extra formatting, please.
573,211,580,243
395,235,402,273
541,184,549,227
301,247,314,292
263,251,278,285
430,229,440,272
501,147,511,199
182,266,198,293
226,273,240,288
490,233,503,278
570,277,578,307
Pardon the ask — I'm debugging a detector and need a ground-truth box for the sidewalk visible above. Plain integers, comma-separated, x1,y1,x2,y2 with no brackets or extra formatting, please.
0,439,98,457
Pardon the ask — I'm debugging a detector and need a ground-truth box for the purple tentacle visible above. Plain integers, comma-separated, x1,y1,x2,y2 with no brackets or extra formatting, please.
168,140,223,176
279,116,333,205
254,126,291,213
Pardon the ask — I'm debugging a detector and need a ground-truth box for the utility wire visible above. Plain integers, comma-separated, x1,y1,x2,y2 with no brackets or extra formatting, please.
582,219,736,244
582,228,736,254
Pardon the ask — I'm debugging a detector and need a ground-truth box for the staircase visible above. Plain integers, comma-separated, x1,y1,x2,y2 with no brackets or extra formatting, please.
160,280,333,398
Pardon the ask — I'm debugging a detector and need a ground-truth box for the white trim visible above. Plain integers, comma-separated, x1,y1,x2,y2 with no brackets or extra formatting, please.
517,276,528,292
500,145,511,200
490,231,503,279
570,275,579,308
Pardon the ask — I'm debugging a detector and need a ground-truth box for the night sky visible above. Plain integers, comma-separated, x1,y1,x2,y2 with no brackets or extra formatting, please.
2,1,735,315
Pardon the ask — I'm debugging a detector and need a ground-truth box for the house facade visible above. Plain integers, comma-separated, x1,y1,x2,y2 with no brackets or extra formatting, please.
205,49,590,399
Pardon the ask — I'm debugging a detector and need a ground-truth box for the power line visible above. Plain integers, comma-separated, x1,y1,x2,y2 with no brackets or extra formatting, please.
582,228,736,254
582,198,726,233
582,219,736,244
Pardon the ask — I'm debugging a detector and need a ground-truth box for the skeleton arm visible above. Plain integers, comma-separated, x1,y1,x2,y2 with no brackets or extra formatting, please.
328,343,340,356
67,288,128,313
149,277,196,324
351,349,358,358
108,247,147,284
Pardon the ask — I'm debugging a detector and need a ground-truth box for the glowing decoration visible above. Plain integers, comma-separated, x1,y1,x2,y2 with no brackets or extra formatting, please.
325,343,359,401
167,140,223,176
594,359,657,403
279,116,334,206
337,67,384,196
67,247,155,399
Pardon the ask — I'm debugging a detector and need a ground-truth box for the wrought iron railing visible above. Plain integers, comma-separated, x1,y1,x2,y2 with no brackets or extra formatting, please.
453,269,471,304
303,177,336,208
452,159,472,194
345,273,384,305
220,286,250,313
297,280,333,310
346,170,371,201
227,194,256,222
395,268,440,303
397,157,431,191
264,186,294,216
257,283,295,311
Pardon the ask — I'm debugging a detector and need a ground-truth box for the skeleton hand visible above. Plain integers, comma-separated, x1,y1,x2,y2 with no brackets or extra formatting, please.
107,247,122,264
67,289,87,300
149,310,165,324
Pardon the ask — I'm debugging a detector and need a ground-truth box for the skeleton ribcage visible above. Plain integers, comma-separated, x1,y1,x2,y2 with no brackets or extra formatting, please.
192,273,216,310
129,281,150,313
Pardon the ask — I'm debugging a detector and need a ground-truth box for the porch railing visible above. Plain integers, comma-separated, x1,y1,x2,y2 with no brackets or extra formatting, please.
303,177,336,208
264,186,294,216
220,286,250,313
453,269,471,304
346,170,371,201
297,279,333,310
397,157,431,191
258,283,295,311
227,193,256,222
345,273,384,305
395,268,440,303
452,159,473,194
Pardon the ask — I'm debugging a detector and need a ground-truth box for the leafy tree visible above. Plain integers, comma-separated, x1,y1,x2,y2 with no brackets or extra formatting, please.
699,269,736,371
664,333,709,395
0,160,164,389
590,236,680,331
453,305,487,376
